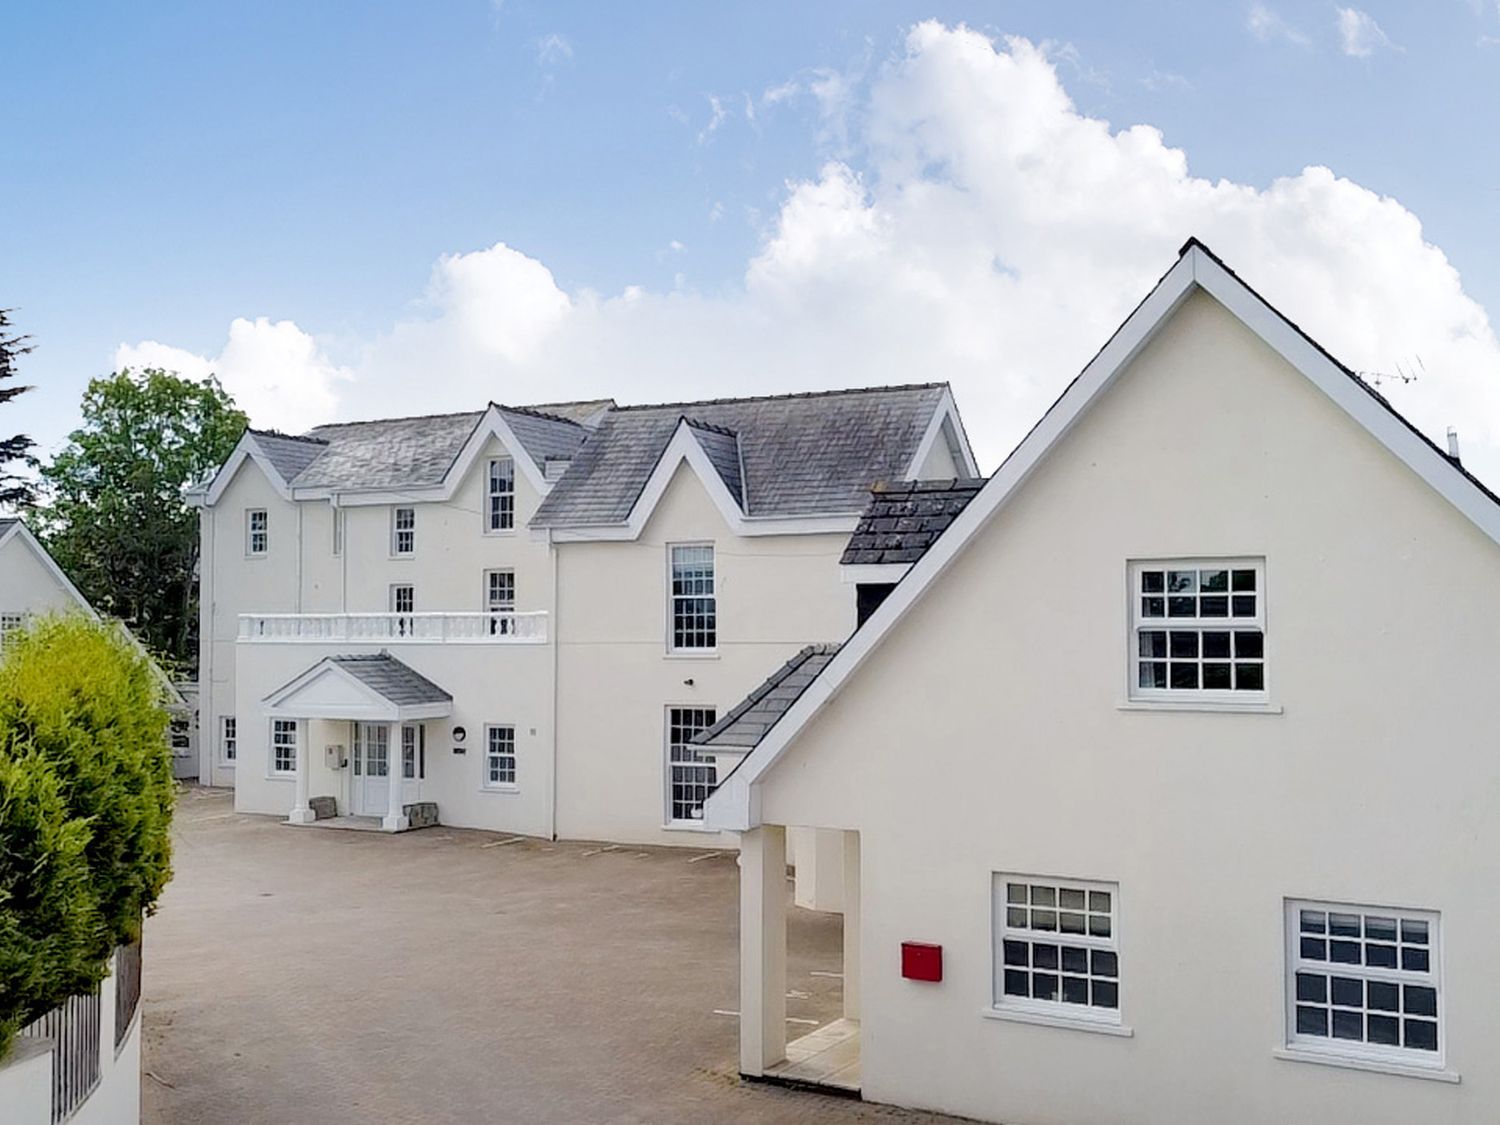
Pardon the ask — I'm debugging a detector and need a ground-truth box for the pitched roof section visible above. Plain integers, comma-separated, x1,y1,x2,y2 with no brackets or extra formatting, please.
840,478,987,566
328,654,452,706
694,644,843,751
291,411,484,490
495,406,592,467
533,384,950,528
247,430,329,483
684,420,744,508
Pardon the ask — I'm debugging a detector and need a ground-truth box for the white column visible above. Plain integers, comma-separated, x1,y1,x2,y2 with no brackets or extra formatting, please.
382,721,407,832
842,830,861,1021
287,719,315,824
739,824,787,1076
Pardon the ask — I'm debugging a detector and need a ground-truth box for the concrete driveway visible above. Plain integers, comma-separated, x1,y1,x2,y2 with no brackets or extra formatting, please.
143,787,961,1124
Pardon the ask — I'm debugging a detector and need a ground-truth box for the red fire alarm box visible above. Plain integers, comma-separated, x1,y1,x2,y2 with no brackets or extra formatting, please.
901,941,943,982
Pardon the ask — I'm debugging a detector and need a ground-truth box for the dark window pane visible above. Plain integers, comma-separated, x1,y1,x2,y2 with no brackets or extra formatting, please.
1141,596,1165,618
1059,911,1086,935
1232,569,1257,591
1003,940,1029,967
1331,977,1363,1008
1032,909,1057,932
1170,663,1199,689
1203,632,1231,658
1402,947,1430,973
1141,570,1165,593
1033,944,1059,970
1300,937,1327,961
1032,973,1059,1001
1401,919,1429,945
1300,910,1326,934
1203,663,1232,689
1330,940,1361,964
1092,950,1118,978
1007,907,1028,928
1089,891,1111,913
1167,570,1197,593
1367,981,1399,1012
1235,663,1265,691
1365,943,1397,969
1089,915,1112,938
1091,980,1118,1009
1329,913,1361,937
1296,973,1327,1003
1200,569,1229,592
1368,1014,1401,1047
1168,596,1197,617
1139,662,1167,689
1003,969,1029,997
1139,630,1167,658
1405,1019,1439,1051
1061,946,1088,974
1296,1006,1329,1037
1365,916,1398,942
1059,888,1086,910
1404,985,1437,1017
1031,886,1056,907
1200,595,1229,617
1234,630,1264,658
1232,595,1257,617
1006,883,1027,904
1061,976,1089,1005
1332,1009,1364,1040
1169,632,1198,658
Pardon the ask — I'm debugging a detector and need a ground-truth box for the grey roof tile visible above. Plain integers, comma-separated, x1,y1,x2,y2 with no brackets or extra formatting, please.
293,412,484,491
247,430,330,483
329,654,452,706
685,420,744,507
839,478,987,565
694,643,843,751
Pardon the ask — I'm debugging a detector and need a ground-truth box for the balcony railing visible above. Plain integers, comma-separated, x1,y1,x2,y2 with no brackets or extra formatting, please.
238,611,548,644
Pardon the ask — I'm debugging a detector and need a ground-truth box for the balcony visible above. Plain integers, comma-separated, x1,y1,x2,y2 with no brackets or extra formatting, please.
238,611,548,644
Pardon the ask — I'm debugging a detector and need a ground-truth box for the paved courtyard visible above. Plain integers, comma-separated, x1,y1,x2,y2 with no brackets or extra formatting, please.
143,787,963,1124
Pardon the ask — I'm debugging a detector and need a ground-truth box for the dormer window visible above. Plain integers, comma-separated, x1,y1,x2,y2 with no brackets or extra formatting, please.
1131,560,1265,700
487,457,515,532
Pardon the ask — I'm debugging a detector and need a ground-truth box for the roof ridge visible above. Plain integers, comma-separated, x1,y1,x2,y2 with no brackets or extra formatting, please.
871,477,987,494
610,382,948,414
248,428,329,446
494,403,591,428
679,416,740,438
309,408,484,431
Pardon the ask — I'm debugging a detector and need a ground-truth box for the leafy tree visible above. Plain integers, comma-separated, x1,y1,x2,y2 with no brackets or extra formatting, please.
38,369,247,672
0,309,35,509
0,614,175,1059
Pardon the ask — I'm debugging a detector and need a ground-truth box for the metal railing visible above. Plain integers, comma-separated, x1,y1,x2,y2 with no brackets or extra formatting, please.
237,610,549,644
20,990,101,1124
114,938,142,1049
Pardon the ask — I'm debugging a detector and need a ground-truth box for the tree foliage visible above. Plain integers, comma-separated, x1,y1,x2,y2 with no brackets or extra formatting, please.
38,368,247,672
0,309,35,509
0,614,175,1059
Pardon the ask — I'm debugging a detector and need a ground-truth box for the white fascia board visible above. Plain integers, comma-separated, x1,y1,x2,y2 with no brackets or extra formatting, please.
839,562,912,584
905,386,982,480
202,434,294,507
394,701,454,722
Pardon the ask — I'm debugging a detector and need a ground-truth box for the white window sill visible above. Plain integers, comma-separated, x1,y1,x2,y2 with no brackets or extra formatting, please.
662,822,719,833
483,529,517,538
1117,699,1283,715
481,784,520,795
981,1007,1133,1038
665,651,719,661
267,773,295,782
1273,1047,1458,1084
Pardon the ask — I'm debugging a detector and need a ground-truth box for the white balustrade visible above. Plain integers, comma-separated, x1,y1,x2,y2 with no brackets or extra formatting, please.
238,611,547,644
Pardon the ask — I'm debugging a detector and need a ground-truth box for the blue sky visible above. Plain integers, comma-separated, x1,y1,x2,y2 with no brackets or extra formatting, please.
6,1,1500,477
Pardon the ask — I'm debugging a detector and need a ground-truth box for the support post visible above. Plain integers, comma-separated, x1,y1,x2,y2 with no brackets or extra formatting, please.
287,719,315,824
382,721,407,832
739,824,787,1076
842,830,861,1021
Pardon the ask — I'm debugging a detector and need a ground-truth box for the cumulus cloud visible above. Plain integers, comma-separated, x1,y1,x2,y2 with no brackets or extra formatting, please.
120,21,1500,487
1337,7,1399,56
1247,3,1312,46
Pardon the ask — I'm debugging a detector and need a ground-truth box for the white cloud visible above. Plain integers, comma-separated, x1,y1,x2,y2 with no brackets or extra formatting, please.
1337,7,1399,56
121,21,1500,487
1140,68,1192,93
1247,3,1312,46
697,94,727,144
536,33,573,66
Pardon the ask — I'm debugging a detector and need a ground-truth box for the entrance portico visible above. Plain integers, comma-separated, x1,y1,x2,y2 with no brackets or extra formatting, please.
262,652,452,831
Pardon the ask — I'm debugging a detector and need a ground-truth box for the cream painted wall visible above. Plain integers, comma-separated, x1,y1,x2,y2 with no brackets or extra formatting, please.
555,462,856,846
757,291,1500,1123
914,428,961,479
0,529,83,616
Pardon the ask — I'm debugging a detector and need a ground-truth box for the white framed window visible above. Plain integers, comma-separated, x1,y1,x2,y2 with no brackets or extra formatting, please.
484,725,516,788
1286,900,1441,1066
220,715,237,763
485,569,516,636
1130,559,1265,699
669,544,716,652
487,457,515,532
994,875,1120,1023
666,706,718,823
391,584,414,637
352,723,388,779
332,506,344,556
270,719,298,775
246,509,268,556
0,613,24,647
402,724,424,780
391,506,415,556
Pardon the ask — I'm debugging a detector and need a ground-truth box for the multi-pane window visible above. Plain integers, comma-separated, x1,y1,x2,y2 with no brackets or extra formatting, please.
486,570,516,636
1132,560,1265,696
485,725,516,787
1288,901,1441,1062
392,506,415,555
0,613,23,647
353,723,388,778
995,876,1120,1020
402,724,424,780
221,716,237,763
667,706,719,823
487,457,515,532
271,719,298,774
391,584,415,637
247,509,268,555
669,545,716,651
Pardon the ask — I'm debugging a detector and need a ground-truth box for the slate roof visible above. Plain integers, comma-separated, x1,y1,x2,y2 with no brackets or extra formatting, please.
329,654,452,706
0,517,16,536
685,420,744,507
693,643,843,751
532,384,949,527
248,430,330,482
840,478,988,566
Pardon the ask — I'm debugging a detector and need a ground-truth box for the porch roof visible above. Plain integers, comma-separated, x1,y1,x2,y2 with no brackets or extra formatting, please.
263,653,453,721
